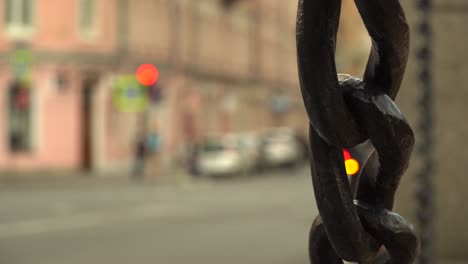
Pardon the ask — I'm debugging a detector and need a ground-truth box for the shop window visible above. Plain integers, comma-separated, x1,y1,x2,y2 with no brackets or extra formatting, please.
8,81,32,152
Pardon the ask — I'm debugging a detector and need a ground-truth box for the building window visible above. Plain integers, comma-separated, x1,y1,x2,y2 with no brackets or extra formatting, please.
78,0,98,39
8,81,33,152
5,0,35,39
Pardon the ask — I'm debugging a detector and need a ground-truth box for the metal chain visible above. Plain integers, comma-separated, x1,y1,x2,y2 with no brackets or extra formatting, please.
296,0,420,263
416,0,435,263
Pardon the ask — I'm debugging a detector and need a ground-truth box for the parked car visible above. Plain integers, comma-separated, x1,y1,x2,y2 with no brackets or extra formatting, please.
259,127,304,169
196,136,241,177
196,133,262,177
236,132,263,172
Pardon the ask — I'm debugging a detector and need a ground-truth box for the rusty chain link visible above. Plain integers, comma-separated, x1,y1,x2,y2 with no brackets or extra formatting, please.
296,0,420,263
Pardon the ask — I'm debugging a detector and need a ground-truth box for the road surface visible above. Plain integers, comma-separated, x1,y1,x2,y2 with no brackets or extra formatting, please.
0,167,317,264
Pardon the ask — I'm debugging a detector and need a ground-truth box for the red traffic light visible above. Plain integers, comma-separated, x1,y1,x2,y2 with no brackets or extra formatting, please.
343,149,351,160
136,64,159,86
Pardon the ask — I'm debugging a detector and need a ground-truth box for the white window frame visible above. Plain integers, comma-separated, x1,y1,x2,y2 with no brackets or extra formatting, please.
77,0,100,41
4,0,36,40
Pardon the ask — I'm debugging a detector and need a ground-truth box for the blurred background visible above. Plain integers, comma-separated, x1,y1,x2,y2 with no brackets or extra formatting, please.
0,0,466,263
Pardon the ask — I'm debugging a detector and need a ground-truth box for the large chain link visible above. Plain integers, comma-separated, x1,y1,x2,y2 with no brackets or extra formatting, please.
296,0,420,263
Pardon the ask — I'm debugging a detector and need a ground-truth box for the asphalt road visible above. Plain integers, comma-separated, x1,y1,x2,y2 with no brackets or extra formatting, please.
0,167,317,264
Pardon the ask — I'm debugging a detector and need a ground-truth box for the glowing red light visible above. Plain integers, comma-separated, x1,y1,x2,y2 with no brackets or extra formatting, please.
15,89,30,110
343,149,351,160
136,64,159,86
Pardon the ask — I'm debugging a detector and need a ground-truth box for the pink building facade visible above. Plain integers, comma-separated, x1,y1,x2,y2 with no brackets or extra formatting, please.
1,0,364,174
0,0,122,172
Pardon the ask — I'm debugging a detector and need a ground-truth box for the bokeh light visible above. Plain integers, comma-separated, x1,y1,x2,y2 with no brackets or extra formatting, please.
345,159,360,176
136,64,159,86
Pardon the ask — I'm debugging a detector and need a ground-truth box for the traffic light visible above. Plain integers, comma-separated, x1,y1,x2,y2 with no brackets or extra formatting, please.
136,64,159,86
149,83,163,104
10,82,31,111
135,64,163,104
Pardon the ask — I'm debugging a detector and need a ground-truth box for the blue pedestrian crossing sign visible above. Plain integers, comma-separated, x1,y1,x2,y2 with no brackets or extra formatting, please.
113,75,149,112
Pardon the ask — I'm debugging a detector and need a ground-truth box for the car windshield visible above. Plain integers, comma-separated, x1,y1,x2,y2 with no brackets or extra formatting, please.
202,140,225,152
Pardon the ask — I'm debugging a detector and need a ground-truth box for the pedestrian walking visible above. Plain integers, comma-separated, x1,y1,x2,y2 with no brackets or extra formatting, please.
146,124,163,179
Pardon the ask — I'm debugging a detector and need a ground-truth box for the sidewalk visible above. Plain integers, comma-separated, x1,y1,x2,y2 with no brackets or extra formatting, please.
0,168,200,190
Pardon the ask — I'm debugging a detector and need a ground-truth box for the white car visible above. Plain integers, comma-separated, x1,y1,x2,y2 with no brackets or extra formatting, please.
197,136,244,177
260,128,303,168
197,133,263,177
236,132,263,172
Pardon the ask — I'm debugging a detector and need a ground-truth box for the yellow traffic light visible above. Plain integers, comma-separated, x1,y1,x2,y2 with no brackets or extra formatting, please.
345,158,360,176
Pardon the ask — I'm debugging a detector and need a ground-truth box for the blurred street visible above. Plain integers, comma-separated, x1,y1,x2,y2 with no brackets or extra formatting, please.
0,167,316,264
0,0,466,261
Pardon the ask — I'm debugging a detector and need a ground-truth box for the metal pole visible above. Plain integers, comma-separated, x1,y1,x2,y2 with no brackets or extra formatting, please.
416,0,435,263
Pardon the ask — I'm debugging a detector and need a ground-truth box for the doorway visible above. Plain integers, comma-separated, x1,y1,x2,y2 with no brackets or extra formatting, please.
81,78,95,171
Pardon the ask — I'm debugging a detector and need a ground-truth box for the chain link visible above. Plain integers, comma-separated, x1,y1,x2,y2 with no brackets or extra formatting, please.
296,0,420,263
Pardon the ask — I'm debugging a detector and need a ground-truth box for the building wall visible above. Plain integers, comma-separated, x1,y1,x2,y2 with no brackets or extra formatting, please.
0,2,11,52
32,0,117,53
0,0,119,172
0,65,84,171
